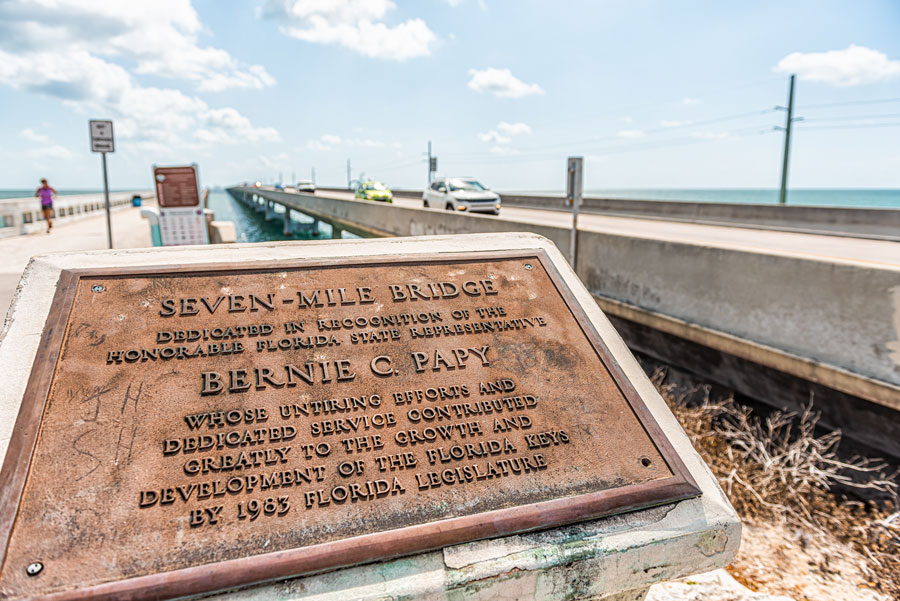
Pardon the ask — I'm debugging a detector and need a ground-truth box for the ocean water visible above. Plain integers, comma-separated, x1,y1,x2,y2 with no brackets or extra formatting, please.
206,190,360,243
3,188,898,208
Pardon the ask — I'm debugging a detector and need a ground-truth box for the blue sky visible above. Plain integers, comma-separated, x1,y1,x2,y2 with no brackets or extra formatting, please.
1,0,898,191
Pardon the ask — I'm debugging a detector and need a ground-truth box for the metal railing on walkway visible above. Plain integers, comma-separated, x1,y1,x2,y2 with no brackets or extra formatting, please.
0,191,153,237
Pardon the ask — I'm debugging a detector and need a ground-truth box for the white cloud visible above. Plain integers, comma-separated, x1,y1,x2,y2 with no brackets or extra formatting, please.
478,121,530,145
478,130,510,144
617,129,645,139
467,68,544,98
264,0,436,61
691,131,729,140
660,120,691,128
682,97,699,105
259,152,290,168
307,134,341,150
348,138,386,147
23,145,75,160
489,146,519,156
774,45,900,87
0,1,280,153
0,0,274,92
497,121,531,135
20,128,50,143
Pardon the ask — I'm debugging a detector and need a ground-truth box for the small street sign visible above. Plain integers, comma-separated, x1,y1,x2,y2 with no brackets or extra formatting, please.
89,120,115,153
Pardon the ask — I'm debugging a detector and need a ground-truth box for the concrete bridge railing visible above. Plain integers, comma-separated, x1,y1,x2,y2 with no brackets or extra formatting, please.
317,187,900,240
0,191,154,237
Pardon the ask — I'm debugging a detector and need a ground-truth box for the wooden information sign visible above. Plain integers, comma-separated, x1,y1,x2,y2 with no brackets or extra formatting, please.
0,250,699,601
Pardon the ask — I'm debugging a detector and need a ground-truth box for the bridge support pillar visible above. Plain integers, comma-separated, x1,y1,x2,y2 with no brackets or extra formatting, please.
283,208,292,235
255,196,264,213
331,225,343,239
265,200,273,221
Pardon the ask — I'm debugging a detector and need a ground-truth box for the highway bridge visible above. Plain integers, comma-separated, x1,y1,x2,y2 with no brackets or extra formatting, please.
227,184,900,457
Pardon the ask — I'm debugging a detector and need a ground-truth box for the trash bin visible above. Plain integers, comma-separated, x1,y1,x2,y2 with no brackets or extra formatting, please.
131,194,142,207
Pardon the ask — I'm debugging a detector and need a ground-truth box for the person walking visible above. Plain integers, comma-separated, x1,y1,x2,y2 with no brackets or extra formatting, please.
35,178,56,233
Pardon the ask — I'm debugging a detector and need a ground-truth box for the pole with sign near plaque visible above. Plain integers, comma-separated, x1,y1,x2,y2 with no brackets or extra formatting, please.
89,120,115,249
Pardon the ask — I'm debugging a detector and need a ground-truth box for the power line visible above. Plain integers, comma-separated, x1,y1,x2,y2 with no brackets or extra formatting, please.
442,108,778,161
800,113,900,122
363,156,424,172
523,75,785,130
796,97,900,110
444,127,775,166
794,122,900,131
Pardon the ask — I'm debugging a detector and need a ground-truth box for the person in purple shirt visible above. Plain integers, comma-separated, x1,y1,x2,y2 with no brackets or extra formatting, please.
34,178,56,233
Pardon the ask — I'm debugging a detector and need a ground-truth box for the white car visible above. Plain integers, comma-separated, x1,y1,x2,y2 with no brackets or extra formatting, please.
295,179,316,193
423,177,500,215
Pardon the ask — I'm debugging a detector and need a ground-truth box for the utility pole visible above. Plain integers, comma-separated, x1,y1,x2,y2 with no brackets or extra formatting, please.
777,74,796,205
311,167,316,185
427,141,432,185
346,159,351,190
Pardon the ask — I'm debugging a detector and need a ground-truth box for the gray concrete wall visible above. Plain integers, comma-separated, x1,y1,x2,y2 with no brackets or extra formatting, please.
317,187,900,240
228,186,900,408
501,194,900,240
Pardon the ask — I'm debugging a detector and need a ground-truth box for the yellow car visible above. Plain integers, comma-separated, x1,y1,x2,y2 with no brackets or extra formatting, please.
355,181,393,203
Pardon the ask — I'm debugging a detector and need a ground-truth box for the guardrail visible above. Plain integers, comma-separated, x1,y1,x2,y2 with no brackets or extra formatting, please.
317,187,900,240
0,191,153,238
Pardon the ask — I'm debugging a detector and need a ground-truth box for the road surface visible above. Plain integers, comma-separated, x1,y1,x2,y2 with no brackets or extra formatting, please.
314,189,899,269
0,205,153,316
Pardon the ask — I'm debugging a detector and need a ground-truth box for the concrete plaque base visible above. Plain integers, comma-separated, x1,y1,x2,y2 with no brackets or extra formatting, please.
0,233,739,600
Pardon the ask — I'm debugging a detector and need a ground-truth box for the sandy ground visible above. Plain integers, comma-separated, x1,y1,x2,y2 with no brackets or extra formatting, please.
726,521,891,601
0,205,153,316
648,569,793,601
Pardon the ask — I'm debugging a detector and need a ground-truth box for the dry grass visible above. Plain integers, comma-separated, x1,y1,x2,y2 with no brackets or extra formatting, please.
651,370,900,599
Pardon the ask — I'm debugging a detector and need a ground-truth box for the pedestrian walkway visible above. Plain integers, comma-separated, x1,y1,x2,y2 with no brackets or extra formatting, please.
0,204,154,316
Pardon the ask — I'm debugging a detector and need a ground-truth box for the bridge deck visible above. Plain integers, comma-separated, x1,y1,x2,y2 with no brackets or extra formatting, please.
320,190,899,269
0,204,153,316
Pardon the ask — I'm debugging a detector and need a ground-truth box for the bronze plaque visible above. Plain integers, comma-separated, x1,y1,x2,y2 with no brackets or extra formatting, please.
0,250,699,601
154,165,200,208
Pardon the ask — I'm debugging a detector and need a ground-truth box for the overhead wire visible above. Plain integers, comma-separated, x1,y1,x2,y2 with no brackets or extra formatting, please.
793,122,900,131
439,107,780,161
798,113,900,122
796,97,900,110
444,126,776,166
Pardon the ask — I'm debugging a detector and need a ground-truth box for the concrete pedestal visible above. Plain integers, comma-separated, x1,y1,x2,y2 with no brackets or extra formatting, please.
0,233,740,600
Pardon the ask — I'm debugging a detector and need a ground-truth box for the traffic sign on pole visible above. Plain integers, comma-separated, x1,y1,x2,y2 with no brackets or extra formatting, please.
89,119,115,248
89,120,115,153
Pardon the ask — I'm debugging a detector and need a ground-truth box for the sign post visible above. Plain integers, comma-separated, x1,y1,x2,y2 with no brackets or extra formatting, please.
566,156,583,267
89,119,115,249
